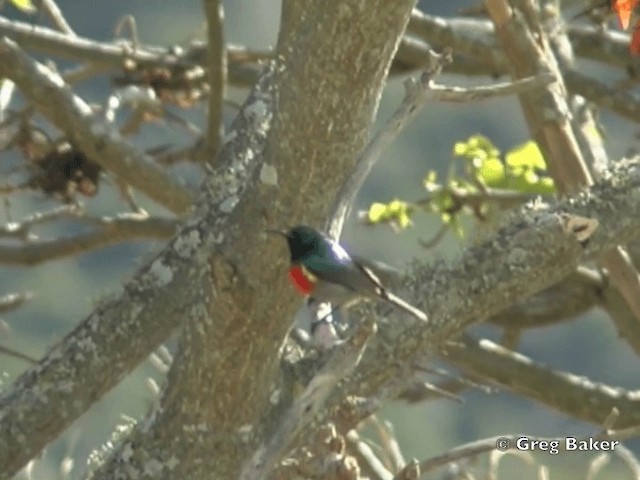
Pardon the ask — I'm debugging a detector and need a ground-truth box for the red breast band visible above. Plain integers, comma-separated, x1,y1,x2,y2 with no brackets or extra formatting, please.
288,265,315,296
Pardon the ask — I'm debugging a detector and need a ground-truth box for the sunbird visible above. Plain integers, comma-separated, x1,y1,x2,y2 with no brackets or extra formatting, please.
268,225,427,322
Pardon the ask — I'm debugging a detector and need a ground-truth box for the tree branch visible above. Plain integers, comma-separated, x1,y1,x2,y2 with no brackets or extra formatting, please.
2,4,640,478
0,14,263,87
313,158,640,439
404,10,640,122
444,335,640,428
38,0,76,37
241,318,376,480
84,2,420,479
0,344,37,364
0,291,34,314
0,214,178,266
0,60,277,479
485,0,640,346
201,0,226,163
0,38,193,214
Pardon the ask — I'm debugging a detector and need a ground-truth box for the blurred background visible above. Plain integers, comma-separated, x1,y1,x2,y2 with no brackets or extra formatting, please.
1,0,639,478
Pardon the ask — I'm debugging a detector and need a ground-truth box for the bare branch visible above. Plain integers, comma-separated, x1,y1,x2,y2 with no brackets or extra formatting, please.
429,73,555,103
0,291,34,314
419,435,502,474
0,214,178,266
241,318,376,480
407,9,640,73
329,47,551,239
0,14,176,69
565,23,640,72
201,0,226,163
0,15,263,87
0,38,194,213
313,158,640,442
0,344,37,364
488,266,603,328
564,69,640,124
414,186,534,212
418,424,640,477
0,65,276,477
346,430,394,480
601,276,640,356
1,4,640,478
0,204,81,240
444,335,640,427
599,246,640,334
328,49,452,238
610,444,640,478
38,0,76,36
404,10,640,121
85,2,421,477
368,416,406,473
485,0,640,345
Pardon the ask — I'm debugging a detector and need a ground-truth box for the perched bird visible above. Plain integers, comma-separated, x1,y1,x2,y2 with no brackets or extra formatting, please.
268,225,427,322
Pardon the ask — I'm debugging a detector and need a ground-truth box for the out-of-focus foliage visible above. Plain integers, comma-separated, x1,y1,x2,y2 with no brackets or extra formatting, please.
453,134,555,195
367,199,414,230
8,0,36,13
366,134,555,241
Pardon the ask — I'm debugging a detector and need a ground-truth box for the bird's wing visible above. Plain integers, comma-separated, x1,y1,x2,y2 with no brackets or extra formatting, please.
350,255,400,284
303,242,382,295
355,259,428,322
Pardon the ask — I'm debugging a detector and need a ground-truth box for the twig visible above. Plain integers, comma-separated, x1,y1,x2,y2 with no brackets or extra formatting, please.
0,214,178,265
61,63,110,84
201,0,226,163
113,15,139,51
602,407,620,432
418,424,640,476
368,416,406,472
415,185,534,211
407,9,640,75
404,10,640,121
0,37,193,213
346,430,393,480
586,453,610,480
0,291,34,314
396,375,488,403
418,225,449,250
610,443,640,478
0,14,179,69
0,344,37,364
565,69,640,124
327,48,452,239
444,335,640,427
328,47,551,239
241,317,377,480
38,0,75,36
0,15,263,88
419,435,503,474
0,204,82,240
392,459,421,480
429,73,555,102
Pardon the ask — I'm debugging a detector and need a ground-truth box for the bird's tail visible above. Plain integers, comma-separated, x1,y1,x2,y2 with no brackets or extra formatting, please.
382,291,428,323
356,263,428,322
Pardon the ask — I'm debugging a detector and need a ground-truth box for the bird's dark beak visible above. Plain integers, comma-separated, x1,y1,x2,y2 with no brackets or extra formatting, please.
265,228,288,238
